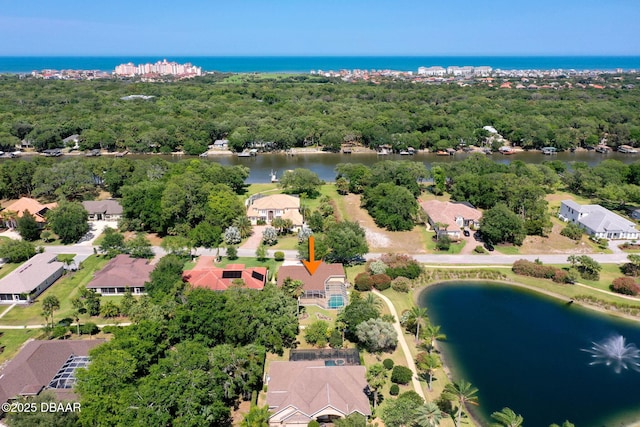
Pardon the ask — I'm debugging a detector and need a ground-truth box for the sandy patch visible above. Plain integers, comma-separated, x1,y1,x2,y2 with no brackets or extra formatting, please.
364,228,391,248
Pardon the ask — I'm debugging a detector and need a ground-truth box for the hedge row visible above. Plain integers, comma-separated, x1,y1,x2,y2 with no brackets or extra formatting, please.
512,259,574,284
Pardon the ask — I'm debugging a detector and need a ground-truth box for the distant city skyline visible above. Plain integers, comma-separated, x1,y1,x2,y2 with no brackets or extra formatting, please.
0,0,638,56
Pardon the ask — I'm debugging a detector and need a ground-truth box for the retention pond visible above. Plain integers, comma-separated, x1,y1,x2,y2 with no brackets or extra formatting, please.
420,282,640,427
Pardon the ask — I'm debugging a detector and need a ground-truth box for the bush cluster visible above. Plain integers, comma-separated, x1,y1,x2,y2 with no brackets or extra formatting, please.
371,273,392,291
354,272,374,291
274,251,285,261
560,223,584,241
389,384,400,396
379,253,423,279
473,245,487,254
383,358,395,370
391,365,413,385
391,276,411,293
512,259,574,284
610,277,640,296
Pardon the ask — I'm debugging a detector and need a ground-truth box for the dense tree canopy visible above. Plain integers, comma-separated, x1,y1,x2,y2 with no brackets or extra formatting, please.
46,201,89,244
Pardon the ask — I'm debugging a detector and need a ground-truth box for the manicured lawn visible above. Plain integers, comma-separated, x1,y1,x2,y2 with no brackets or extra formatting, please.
271,235,299,251
242,183,281,200
0,329,41,364
0,255,110,326
424,231,465,254
495,245,520,255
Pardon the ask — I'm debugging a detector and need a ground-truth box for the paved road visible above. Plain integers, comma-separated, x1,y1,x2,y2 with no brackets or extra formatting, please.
42,245,630,265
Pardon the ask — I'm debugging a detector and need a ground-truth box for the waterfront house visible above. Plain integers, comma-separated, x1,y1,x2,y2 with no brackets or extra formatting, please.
246,194,303,229
0,340,105,410
0,253,65,304
86,254,154,295
420,200,482,241
1,197,57,228
559,200,639,240
183,256,267,291
266,361,371,426
276,263,347,309
81,199,123,221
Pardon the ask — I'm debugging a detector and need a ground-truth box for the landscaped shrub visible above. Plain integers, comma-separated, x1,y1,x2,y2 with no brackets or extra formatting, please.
51,325,68,339
368,260,389,275
380,253,423,279
435,235,451,251
512,259,573,284
383,358,395,370
391,277,411,293
610,277,640,296
560,223,583,241
328,328,343,348
474,245,486,254
308,421,320,427
354,272,373,291
274,251,285,261
391,365,413,385
389,384,400,396
79,322,99,335
371,273,392,291
621,262,640,277
226,245,238,260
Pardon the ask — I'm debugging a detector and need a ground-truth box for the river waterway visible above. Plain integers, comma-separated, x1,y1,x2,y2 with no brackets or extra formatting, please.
420,282,640,427
171,150,640,183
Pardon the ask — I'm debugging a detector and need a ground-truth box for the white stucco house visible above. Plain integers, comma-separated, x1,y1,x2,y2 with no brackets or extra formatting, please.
559,200,639,240
246,194,303,229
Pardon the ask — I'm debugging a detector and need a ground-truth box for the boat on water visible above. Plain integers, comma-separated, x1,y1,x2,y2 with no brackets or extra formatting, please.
541,147,558,155
199,151,209,157
377,148,389,155
618,145,638,154
85,149,101,157
399,150,410,155
499,146,515,155
595,144,611,153
237,149,258,157
270,170,279,183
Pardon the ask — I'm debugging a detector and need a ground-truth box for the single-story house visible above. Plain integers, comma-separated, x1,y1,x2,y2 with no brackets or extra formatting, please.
183,256,267,291
1,197,58,228
276,263,347,309
246,194,304,229
0,340,105,409
0,253,65,304
420,199,482,240
559,200,639,240
86,254,154,295
266,361,371,426
81,199,123,221
211,139,229,149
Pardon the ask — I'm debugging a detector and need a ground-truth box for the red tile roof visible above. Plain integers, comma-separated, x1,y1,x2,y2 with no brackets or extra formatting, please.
276,263,345,292
183,257,267,291
4,197,58,223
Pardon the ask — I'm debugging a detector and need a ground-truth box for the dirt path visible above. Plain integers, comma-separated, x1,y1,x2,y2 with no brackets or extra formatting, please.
372,290,426,400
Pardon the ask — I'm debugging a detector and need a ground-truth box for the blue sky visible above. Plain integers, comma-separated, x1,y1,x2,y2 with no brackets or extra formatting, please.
0,0,638,56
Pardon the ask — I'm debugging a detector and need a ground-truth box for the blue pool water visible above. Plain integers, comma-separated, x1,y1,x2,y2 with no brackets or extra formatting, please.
327,295,345,309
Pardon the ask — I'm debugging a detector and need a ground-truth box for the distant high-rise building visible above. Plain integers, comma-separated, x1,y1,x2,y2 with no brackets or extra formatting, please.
114,59,202,77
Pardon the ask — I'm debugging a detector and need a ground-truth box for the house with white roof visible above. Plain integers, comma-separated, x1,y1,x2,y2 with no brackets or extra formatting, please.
559,200,639,240
0,253,65,304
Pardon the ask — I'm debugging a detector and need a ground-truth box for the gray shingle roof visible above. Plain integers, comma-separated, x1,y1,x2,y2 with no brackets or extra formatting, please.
0,253,64,294
81,200,123,215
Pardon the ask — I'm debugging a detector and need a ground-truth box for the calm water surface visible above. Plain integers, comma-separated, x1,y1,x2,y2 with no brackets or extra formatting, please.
420,282,640,427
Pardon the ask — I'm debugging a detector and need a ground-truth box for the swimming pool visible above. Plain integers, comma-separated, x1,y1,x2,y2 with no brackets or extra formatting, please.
327,295,344,309
324,359,346,366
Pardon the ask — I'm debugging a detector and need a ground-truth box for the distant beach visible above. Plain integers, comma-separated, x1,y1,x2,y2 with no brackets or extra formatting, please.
1,56,640,74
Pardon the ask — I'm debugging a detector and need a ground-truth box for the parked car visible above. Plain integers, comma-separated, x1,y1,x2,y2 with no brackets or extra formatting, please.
484,241,495,252
463,227,470,237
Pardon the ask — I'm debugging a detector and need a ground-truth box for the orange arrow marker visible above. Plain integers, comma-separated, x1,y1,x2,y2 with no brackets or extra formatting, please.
302,235,322,275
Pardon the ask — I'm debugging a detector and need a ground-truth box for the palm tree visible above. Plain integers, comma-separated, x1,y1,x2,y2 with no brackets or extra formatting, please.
233,216,253,239
489,407,524,427
490,408,524,427
366,363,387,409
41,295,60,330
413,401,443,427
409,306,428,342
423,324,447,353
416,352,441,391
363,292,383,311
442,379,479,427
240,404,271,427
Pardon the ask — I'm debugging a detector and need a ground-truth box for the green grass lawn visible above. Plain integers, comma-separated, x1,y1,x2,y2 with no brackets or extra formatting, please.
424,231,465,254
271,235,299,251
495,245,521,255
303,185,347,220
0,329,41,364
0,255,109,326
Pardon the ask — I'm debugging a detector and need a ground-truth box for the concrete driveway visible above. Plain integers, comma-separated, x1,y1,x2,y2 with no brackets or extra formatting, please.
76,220,118,246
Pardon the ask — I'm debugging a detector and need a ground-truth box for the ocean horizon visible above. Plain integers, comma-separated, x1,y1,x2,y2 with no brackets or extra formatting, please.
0,56,639,74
